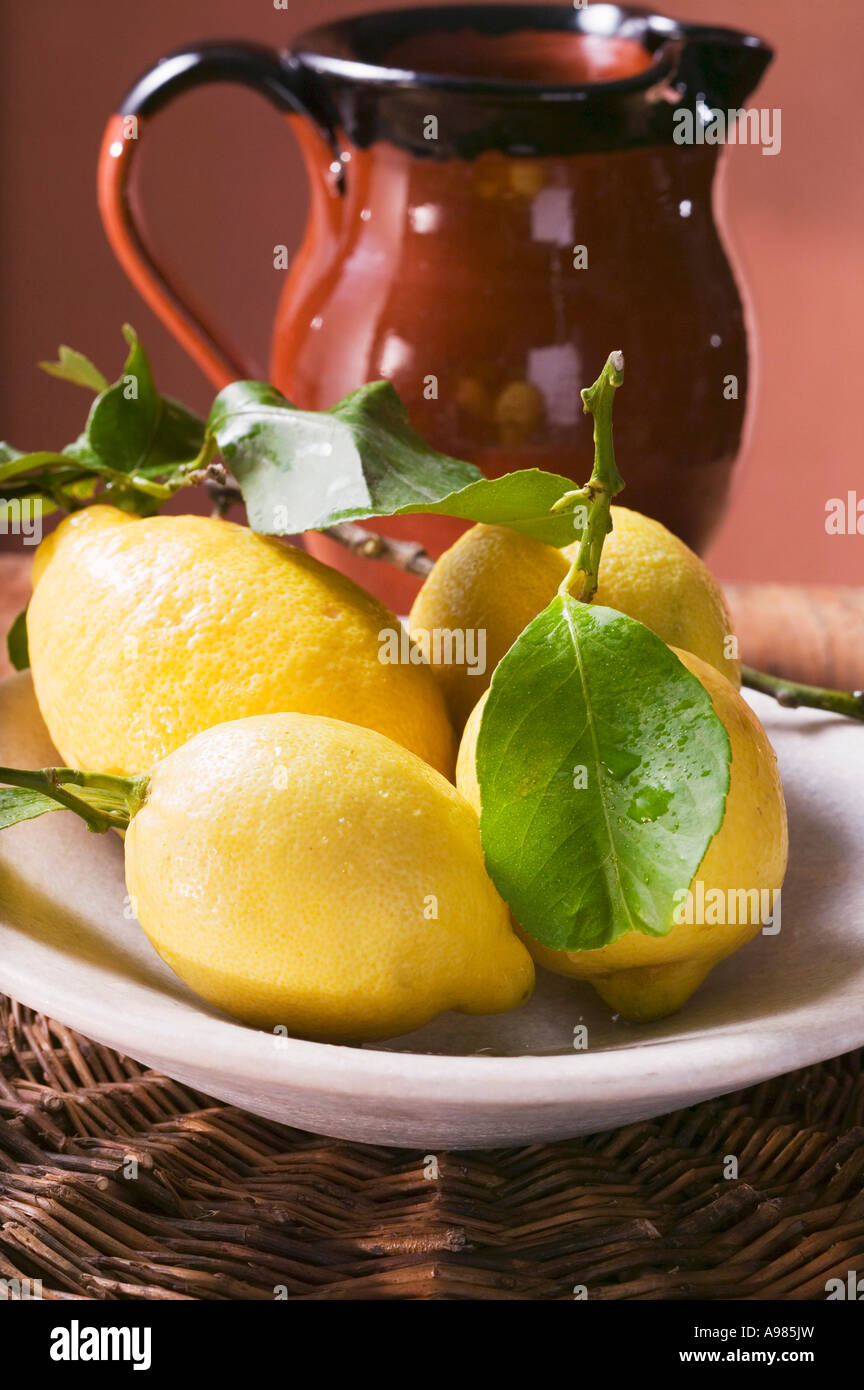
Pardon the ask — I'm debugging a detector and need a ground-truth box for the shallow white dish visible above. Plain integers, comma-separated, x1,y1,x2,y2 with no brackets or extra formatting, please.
0,671,862,1148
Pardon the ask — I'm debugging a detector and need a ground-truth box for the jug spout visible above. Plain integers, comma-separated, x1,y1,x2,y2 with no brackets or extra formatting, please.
671,21,773,110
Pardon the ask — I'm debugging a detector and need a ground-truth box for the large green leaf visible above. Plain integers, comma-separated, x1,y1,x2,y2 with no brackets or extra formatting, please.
474,597,731,952
208,379,583,546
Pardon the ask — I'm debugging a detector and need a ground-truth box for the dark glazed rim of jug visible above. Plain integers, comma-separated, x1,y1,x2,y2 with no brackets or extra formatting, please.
279,4,775,157
116,7,773,163
292,4,772,101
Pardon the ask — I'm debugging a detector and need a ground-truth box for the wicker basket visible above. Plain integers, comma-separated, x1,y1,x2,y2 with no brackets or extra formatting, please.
2,996,863,1300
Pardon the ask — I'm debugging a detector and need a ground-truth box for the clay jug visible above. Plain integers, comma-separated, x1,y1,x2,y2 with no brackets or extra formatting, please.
99,4,772,607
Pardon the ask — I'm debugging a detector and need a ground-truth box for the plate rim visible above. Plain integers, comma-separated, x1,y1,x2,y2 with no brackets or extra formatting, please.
1,949,860,1112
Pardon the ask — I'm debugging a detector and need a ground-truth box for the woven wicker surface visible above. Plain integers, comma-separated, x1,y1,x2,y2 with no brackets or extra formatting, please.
2,995,863,1301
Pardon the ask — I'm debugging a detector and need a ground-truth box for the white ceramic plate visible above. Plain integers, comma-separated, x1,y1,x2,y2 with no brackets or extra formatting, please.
0,671,862,1148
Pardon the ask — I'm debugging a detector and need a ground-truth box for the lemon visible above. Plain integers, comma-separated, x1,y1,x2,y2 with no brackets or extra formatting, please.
124,713,534,1040
410,508,740,729
29,502,133,585
457,649,787,1021
569,508,740,688
27,507,454,778
410,524,568,729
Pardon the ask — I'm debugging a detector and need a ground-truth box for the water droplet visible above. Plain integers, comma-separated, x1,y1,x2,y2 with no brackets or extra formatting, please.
627,785,673,823
602,748,642,780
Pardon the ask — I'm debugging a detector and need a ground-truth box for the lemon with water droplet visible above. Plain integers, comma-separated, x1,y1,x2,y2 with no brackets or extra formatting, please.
456,649,787,1022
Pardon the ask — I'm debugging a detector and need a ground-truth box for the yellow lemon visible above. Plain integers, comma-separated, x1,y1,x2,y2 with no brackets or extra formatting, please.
410,508,740,729
568,507,740,688
457,649,787,1021
125,713,534,1040
27,507,454,778
410,523,568,729
30,502,133,584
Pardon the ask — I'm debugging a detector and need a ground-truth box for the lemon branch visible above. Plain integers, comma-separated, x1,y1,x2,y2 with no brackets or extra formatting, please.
552,351,625,603
0,766,149,833
741,668,864,723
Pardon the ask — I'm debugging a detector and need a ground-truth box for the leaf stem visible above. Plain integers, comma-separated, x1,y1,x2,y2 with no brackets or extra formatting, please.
553,351,625,603
742,667,864,722
0,766,149,833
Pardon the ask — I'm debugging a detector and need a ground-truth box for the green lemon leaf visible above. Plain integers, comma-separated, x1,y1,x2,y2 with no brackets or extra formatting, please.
0,446,71,485
0,453,60,524
39,346,109,393
474,597,731,952
0,788,61,831
208,379,582,546
71,325,205,476
6,607,29,671
0,441,26,466
0,330,206,518
75,323,160,470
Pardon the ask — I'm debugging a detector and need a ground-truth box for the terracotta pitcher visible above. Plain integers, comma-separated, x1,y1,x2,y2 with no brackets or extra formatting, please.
98,4,772,609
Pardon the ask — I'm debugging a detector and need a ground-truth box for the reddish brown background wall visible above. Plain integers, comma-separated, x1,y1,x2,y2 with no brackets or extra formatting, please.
1,0,861,584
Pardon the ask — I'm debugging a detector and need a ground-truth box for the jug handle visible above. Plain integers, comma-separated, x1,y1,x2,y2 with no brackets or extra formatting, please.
97,41,343,388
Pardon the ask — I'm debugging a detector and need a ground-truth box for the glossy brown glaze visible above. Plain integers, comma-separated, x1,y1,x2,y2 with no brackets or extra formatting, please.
99,10,771,609
275,125,747,608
